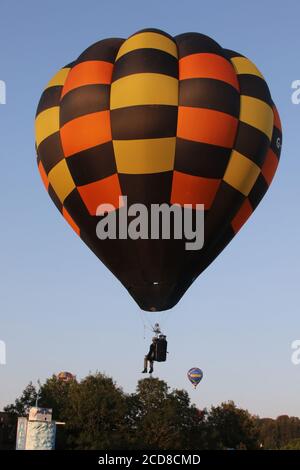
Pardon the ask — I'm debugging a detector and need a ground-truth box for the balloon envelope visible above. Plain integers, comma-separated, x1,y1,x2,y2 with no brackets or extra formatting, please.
35,28,282,312
57,371,75,383
187,368,203,387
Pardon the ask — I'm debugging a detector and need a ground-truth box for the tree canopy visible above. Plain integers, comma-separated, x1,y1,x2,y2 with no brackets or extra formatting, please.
2,373,300,450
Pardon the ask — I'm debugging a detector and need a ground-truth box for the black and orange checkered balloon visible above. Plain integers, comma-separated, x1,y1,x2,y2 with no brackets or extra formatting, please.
35,29,282,311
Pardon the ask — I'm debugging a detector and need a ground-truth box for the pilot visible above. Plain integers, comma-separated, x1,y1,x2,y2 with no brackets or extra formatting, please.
142,337,158,374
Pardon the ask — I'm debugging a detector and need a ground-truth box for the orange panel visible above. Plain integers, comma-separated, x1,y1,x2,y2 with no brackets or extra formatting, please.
171,171,221,209
179,53,239,90
78,174,122,216
60,111,111,158
261,148,279,186
231,199,253,233
38,161,49,190
62,207,80,236
177,106,238,148
61,61,113,97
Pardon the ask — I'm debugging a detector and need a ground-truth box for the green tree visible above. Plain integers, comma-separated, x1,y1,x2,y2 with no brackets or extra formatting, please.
65,373,128,449
9,374,300,450
129,378,209,449
38,374,75,421
4,373,129,450
4,382,37,416
256,417,278,449
257,415,300,449
206,401,260,449
281,438,300,450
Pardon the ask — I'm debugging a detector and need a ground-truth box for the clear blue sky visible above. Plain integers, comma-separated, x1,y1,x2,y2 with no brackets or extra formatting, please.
0,0,299,418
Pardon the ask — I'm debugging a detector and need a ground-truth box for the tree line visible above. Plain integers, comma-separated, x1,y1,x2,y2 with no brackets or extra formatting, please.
1,373,300,450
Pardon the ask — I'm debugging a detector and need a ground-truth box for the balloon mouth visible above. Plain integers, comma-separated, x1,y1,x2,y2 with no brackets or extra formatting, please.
126,280,189,312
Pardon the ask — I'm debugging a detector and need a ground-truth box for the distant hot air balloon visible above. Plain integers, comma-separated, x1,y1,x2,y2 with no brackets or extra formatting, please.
187,367,203,389
35,29,282,312
57,371,75,383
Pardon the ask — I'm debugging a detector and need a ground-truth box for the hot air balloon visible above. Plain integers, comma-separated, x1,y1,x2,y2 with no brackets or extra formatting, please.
57,371,76,383
187,367,203,389
35,29,282,312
